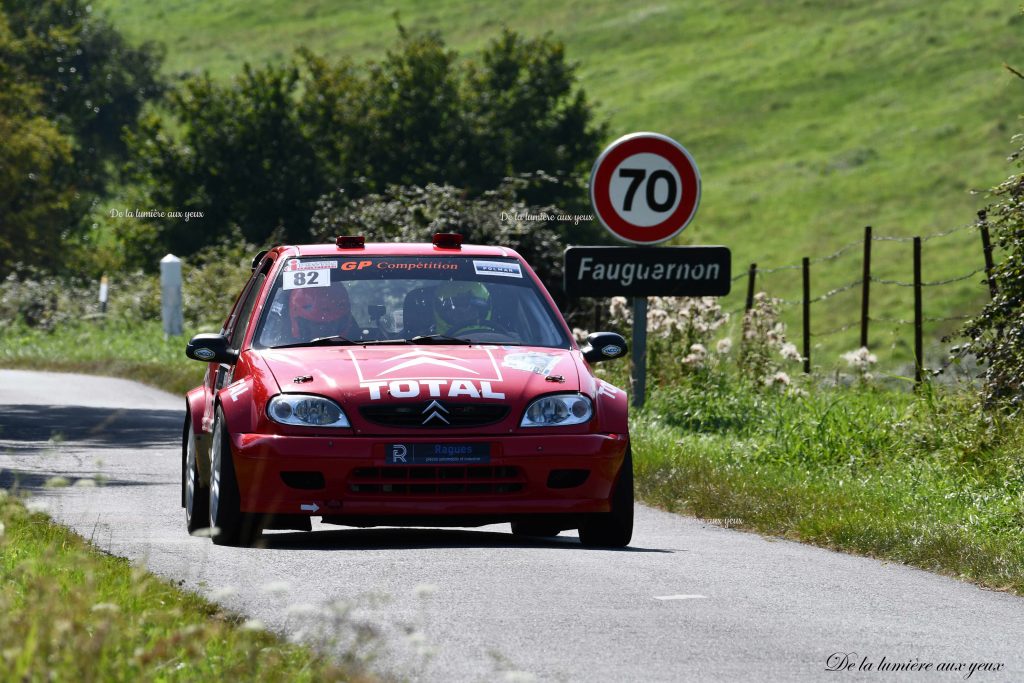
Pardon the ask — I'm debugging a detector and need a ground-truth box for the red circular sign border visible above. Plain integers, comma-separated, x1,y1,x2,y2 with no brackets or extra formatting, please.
590,133,701,245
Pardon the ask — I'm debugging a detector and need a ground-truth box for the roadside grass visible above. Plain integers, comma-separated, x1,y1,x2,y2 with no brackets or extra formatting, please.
92,0,1024,363
631,376,1024,595
0,493,374,681
0,319,202,396
5,319,1022,598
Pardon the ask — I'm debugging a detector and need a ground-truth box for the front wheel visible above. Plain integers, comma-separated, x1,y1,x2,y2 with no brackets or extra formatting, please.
183,417,209,534
578,447,634,548
209,408,260,546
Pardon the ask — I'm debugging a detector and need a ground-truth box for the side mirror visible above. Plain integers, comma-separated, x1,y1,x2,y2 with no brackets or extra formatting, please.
186,333,238,364
581,332,628,364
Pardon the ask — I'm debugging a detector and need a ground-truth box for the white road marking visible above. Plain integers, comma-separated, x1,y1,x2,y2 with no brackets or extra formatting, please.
654,594,707,600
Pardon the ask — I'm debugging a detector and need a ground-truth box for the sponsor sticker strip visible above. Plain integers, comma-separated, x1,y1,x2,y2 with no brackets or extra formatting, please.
473,260,523,278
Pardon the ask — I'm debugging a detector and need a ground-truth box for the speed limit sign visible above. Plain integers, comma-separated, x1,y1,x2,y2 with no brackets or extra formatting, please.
589,132,701,245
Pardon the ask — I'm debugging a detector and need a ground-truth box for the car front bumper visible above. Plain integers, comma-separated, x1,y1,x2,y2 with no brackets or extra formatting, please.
230,432,629,518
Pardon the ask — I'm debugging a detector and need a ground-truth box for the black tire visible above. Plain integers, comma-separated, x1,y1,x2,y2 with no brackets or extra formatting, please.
579,447,634,548
208,407,260,547
510,520,562,538
183,416,209,534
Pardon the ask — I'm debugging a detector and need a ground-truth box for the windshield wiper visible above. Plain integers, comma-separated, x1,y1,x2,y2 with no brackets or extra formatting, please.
271,336,414,350
408,334,475,345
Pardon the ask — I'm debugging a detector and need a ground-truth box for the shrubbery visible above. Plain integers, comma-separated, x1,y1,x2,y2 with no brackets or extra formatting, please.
126,28,605,264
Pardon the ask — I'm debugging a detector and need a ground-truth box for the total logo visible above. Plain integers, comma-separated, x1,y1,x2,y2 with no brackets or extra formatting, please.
350,348,506,401
361,379,505,401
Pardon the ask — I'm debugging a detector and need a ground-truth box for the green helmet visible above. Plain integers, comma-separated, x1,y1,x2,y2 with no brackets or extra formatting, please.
434,281,490,333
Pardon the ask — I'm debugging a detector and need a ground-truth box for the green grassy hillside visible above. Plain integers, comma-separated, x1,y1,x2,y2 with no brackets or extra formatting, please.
97,0,1024,367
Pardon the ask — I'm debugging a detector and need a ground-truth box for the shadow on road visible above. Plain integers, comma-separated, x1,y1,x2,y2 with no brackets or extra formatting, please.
0,467,160,492
258,527,674,554
0,404,182,451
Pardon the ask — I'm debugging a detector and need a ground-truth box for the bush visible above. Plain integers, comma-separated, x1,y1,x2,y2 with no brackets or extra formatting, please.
126,27,604,262
309,176,584,303
961,149,1024,411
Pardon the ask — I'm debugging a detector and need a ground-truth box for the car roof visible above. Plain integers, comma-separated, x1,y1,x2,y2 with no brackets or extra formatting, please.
278,243,521,259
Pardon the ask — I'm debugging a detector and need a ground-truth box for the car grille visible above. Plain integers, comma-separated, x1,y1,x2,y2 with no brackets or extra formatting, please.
347,466,524,496
359,402,509,428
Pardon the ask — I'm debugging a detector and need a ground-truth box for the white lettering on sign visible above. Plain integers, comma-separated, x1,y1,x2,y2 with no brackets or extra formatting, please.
360,379,506,401
282,268,331,290
473,260,522,278
576,257,719,288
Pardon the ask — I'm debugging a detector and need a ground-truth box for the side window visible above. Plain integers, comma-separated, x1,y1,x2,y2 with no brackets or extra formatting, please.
229,270,269,350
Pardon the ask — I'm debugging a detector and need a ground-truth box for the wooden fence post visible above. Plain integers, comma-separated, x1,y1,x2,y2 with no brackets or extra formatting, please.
913,237,923,386
745,263,757,312
860,225,872,348
802,257,811,374
978,210,997,299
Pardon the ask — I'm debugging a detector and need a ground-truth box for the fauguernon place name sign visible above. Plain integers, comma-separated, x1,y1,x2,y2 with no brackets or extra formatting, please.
564,246,731,298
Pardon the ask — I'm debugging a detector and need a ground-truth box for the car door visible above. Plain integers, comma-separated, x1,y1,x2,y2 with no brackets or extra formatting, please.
201,260,272,432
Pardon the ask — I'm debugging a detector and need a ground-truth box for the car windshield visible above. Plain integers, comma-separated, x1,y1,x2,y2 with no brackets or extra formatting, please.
252,255,570,349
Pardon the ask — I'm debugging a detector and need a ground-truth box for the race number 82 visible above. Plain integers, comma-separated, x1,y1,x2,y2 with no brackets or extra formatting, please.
282,268,332,290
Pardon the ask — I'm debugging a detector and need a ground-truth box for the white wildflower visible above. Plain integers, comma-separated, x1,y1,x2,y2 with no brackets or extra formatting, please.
209,586,238,601
260,580,291,596
608,296,631,324
841,347,877,370
764,371,791,387
44,476,70,489
73,478,96,488
25,500,48,514
779,342,802,362
0,521,5,538
716,338,733,354
571,328,590,344
502,672,537,683
413,583,438,598
91,602,120,614
285,603,321,618
241,619,266,632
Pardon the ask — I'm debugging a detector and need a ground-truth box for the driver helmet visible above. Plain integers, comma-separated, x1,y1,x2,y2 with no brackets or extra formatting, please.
289,283,353,339
434,280,490,333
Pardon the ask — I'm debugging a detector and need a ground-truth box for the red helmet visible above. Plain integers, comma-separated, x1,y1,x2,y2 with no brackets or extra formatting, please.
289,285,352,338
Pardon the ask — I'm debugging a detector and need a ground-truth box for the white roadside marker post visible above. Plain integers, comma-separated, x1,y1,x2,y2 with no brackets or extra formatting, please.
160,254,183,338
98,275,108,314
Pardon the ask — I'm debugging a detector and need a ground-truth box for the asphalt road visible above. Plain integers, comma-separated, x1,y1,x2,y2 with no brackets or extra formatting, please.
1,368,1023,682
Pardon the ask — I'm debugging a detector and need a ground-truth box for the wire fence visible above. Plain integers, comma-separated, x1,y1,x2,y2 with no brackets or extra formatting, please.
729,210,998,383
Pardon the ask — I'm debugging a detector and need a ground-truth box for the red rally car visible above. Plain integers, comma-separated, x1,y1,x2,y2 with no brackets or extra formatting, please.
182,233,632,547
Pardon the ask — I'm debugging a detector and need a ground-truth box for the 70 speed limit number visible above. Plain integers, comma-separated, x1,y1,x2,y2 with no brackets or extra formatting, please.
589,132,702,245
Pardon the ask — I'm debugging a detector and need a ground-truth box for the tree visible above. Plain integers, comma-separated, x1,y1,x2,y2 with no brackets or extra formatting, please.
0,12,76,274
2,0,164,191
128,27,605,261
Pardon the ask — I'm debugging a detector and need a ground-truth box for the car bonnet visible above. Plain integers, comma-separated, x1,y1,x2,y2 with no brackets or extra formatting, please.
258,345,582,430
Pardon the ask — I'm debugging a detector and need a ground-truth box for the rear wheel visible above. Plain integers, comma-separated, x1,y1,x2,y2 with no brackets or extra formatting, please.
183,418,209,534
578,447,633,548
209,408,260,546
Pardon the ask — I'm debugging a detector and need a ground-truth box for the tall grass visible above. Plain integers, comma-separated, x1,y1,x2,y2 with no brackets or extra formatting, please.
0,494,375,681
633,376,1024,593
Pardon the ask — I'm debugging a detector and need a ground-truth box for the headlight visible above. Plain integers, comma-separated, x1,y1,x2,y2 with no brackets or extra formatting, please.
267,394,351,428
520,394,593,427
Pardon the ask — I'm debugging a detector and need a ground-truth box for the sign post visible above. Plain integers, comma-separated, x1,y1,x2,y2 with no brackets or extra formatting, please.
585,132,723,407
